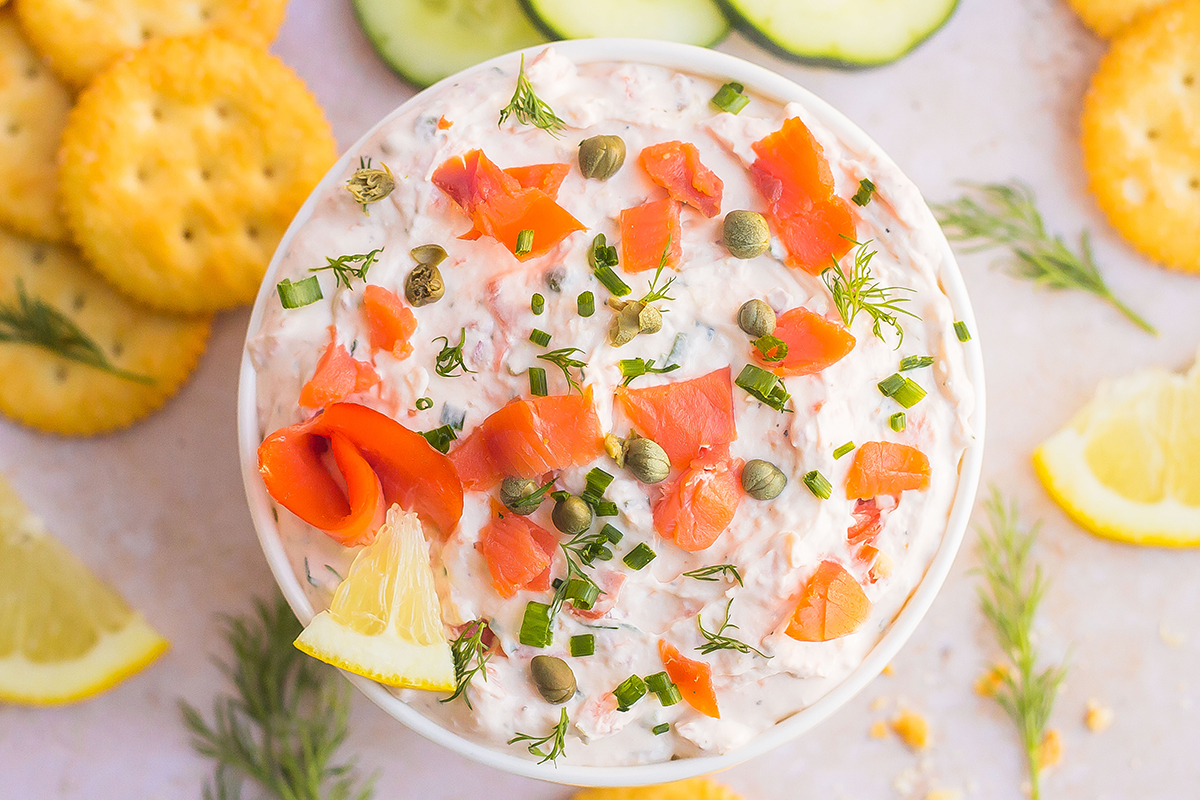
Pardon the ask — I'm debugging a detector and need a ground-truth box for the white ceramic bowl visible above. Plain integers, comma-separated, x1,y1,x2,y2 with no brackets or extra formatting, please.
237,38,986,787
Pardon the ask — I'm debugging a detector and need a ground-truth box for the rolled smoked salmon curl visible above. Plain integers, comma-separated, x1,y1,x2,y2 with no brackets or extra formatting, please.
844,442,931,500
659,640,720,718
785,560,871,642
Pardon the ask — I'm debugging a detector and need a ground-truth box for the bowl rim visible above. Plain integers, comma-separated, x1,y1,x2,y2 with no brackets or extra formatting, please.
237,37,986,787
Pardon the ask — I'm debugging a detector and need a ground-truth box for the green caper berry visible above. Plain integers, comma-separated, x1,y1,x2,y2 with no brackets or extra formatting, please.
741,459,786,500
530,655,576,704
624,436,670,484
552,495,593,535
723,210,770,259
405,263,445,307
737,299,776,338
578,135,626,181
500,476,540,515
410,244,448,267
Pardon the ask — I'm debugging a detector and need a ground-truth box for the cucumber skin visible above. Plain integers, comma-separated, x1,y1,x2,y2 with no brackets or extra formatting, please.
715,0,960,71
517,0,731,49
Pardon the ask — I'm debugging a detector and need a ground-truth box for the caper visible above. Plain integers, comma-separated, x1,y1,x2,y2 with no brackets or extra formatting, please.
609,301,643,347
637,304,663,335
624,436,670,484
347,162,395,209
410,244,448,267
530,655,577,704
500,476,540,515
737,299,776,338
405,263,445,307
545,267,565,293
552,495,593,535
741,459,786,500
723,210,770,259
604,433,627,467
578,135,626,181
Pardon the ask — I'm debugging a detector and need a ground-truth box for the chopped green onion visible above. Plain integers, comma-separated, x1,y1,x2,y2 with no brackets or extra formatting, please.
652,723,670,735
415,397,433,411
516,229,534,256
593,500,618,517
852,178,877,207
645,672,682,706
890,412,907,432
891,378,927,408
954,320,972,342
899,355,934,371
833,441,855,460
529,329,551,347
531,293,545,315
601,523,624,544
590,233,631,296
519,601,554,647
619,357,680,387
735,364,792,413
582,467,614,501
550,490,570,502
276,276,323,309
751,334,789,363
420,425,458,454
803,470,832,500
577,291,595,317
712,82,750,114
877,373,907,397
529,367,548,397
570,634,595,658
613,675,647,711
623,543,656,570
564,577,600,610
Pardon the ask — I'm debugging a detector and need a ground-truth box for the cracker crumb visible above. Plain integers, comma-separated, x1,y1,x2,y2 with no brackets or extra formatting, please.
973,662,1009,697
890,708,930,751
1085,699,1113,732
869,720,889,739
924,791,961,800
1039,729,1063,770
881,663,895,676
869,695,889,712
1159,622,1186,648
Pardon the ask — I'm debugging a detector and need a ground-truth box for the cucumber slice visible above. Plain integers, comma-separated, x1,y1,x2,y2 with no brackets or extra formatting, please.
519,0,729,47
353,0,550,89
720,0,958,68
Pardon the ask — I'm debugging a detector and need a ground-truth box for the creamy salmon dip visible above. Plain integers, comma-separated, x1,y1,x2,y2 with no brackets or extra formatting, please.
248,48,976,766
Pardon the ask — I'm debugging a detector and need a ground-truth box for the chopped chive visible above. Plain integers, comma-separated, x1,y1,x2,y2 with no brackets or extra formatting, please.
600,523,624,544
751,334,789,363
515,229,534,256
623,543,656,570
528,367,548,397
570,634,595,657
645,672,682,706
420,424,458,453
593,500,619,517
890,411,907,432
582,467,614,500
564,577,600,610
619,357,680,387
531,293,545,315
415,397,433,411
712,81,750,114
590,233,631,296
954,320,972,341
550,490,570,502
899,355,934,371
852,178,877,207
519,601,554,647
652,723,670,735
577,291,595,317
891,378,927,408
613,675,647,711
833,441,855,460
803,470,832,500
735,364,792,413
529,328,552,347
877,373,907,397
277,276,323,309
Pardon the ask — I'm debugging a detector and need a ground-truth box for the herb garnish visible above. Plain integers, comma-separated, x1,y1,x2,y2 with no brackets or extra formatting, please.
537,347,586,394
441,620,492,709
976,490,1068,800
508,707,569,764
734,364,792,413
310,248,383,289
822,240,917,346
179,597,375,800
696,598,770,657
346,156,395,214
498,55,566,138
933,182,1155,334
852,178,876,206
589,234,631,296
751,334,788,363
640,244,677,305
0,280,153,384
510,479,556,513
433,328,475,377
619,357,680,386
682,564,743,585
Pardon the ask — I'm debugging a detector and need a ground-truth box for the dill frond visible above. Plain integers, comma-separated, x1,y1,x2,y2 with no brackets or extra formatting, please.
498,55,566,138
821,241,917,347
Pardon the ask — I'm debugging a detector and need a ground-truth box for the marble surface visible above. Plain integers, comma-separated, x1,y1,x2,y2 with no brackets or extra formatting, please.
3,0,1200,797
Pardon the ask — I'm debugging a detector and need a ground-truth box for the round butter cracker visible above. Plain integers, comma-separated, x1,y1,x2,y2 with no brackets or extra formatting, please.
15,0,286,88
59,35,337,314
0,11,71,242
1081,0,1200,274
1066,0,1174,37
575,780,746,800
0,227,211,435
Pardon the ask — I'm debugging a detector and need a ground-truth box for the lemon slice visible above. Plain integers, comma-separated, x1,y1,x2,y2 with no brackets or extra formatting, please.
295,505,455,691
1034,347,1200,546
0,476,168,704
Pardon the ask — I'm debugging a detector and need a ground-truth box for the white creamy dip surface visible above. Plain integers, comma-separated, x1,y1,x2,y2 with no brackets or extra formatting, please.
247,47,976,767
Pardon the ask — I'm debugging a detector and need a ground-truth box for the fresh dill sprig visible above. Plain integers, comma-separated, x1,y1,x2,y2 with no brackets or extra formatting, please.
537,347,586,394
0,279,153,384
441,620,492,709
619,356,680,386
640,242,677,305
508,707,570,764
433,328,475,377
682,564,743,585
179,596,375,800
510,479,557,512
497,55,566,138
933,182,1156,335
975,489,1068,800
821,240,917,347
695,598,769,657
311,248,383,289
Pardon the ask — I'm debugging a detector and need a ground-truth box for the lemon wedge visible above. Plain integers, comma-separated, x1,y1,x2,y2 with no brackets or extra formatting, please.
295,505,455,691
0,476,168,705
1034,347,1200,546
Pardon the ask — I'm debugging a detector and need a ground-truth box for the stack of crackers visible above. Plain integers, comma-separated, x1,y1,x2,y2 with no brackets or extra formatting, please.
1072,0,1200,276
0,1,336,435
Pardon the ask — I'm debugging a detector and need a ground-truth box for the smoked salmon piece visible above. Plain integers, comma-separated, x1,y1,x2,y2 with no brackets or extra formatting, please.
362,285,417,359
749,117,856,274
653,449,743,552
298,330,379,409
615,368,737,468
758,307,855,376
845,442,931,500
639,141,724,218
449,388,604,491
785,560,871,642
659,640,720,718
479,506,555,598
619,197,682,272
